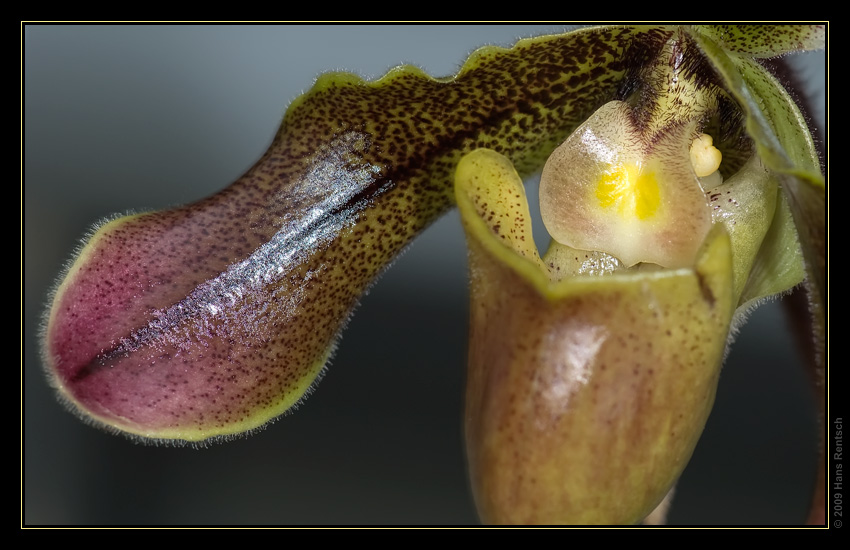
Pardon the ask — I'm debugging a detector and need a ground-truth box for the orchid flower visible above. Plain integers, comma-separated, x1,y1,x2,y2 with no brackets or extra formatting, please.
27,24,826,525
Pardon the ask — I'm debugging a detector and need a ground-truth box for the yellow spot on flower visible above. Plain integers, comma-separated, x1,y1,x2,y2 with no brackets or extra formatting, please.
595,163,660,220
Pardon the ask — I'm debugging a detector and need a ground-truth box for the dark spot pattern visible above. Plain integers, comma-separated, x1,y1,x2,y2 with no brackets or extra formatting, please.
693,24,825,58
45,26,678,442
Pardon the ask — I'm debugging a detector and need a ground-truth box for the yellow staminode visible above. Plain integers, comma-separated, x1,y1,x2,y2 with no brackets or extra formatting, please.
539,101,716,268
595,163,660,221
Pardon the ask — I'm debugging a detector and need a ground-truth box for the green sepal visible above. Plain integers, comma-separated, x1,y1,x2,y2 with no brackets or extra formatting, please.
692,24,825,58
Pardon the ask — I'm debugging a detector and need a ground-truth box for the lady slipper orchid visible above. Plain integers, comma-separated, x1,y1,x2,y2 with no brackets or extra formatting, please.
30,24,825,524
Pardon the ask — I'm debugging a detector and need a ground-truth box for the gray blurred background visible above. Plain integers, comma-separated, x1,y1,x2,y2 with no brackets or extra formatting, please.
24,24,825,525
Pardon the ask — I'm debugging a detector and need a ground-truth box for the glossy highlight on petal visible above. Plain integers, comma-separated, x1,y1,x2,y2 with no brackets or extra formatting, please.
43,25,685,442
27,23,823,521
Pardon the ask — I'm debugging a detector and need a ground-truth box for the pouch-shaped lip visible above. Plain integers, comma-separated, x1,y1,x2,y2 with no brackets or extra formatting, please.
456,148,737,524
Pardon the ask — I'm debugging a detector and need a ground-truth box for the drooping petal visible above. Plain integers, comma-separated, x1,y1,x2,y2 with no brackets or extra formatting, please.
45,26,690,442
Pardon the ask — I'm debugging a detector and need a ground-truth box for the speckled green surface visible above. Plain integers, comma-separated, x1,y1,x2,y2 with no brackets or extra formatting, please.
25,24,825,525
